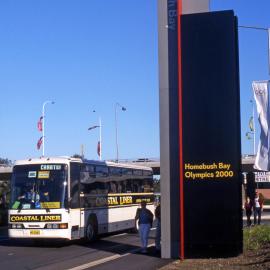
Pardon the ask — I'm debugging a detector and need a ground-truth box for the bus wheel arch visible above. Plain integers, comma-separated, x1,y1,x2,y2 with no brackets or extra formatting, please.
130,219,139,233
85,214,98,242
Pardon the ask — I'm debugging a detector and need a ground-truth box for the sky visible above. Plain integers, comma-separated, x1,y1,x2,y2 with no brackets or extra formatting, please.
0,0,269,162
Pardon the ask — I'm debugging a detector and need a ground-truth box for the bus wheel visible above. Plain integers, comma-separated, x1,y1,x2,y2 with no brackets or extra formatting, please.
85,217,97,242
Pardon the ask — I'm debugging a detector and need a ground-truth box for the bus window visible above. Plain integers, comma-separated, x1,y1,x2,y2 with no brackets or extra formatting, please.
142,179,153,192
85,164,95,173
118,180,129,193
143,170,153,177
109,182,117,193
133,170,143,176
96,166,108,178
70,163,80,208
122,168,132,175
80,181,107,208
109,167,122,176
125,180,132,193
80,164,95,184
10,164,67,210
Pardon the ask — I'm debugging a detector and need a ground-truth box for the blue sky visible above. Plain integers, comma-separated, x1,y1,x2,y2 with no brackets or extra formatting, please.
0,1,269,161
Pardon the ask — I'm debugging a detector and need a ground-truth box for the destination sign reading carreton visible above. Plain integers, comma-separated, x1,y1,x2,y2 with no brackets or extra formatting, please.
10,214,61,222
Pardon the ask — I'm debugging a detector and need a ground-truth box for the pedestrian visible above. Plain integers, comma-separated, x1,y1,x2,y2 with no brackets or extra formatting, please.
135,201,153,253
155,203,161,252
253,191,264,225
244,197,252,226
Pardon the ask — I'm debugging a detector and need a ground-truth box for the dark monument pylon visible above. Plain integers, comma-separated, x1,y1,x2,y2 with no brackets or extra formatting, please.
158,0,243,259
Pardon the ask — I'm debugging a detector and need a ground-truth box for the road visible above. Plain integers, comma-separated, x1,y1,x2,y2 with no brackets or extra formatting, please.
1,212,270,270
0,228,171,270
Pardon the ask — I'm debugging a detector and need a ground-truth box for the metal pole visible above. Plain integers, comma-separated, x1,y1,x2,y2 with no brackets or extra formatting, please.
42,101,54,157
268,28,270,75
42,103,45,157
252,100,256,155
114,103,127,162
99,117,102,161
115,104,119,162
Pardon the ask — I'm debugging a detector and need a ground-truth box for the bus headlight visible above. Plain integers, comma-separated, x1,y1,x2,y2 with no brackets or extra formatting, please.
45,223,68,229
46,224,53,229
10,224,24,229
59,223,68,229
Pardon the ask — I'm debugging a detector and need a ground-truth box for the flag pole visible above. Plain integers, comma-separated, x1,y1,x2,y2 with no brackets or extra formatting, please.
99,117,102,160
42,100,55,157
252,100,256,156
42,103,45,156
268,28,270,75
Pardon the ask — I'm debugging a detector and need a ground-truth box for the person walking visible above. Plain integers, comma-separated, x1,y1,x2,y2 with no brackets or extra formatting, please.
244,197,252,226
155,203,161,252
253,191,264,225
135,201,153,253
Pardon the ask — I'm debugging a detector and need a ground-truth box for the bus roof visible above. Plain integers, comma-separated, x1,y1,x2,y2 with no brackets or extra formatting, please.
14,156,153,172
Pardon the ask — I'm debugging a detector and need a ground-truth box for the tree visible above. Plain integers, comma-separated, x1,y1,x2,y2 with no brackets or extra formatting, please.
0,158,12,166
72,154,84,159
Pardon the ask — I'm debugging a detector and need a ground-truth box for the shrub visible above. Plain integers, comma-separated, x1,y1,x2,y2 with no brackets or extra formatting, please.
244,225,270,251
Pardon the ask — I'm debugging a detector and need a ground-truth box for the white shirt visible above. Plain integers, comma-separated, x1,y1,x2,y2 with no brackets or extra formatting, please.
255,197,260,208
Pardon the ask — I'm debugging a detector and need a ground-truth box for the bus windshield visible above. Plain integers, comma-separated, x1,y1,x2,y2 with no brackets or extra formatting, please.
10,164,68,210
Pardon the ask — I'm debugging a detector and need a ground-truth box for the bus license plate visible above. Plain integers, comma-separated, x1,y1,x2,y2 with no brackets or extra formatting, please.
30,230,40,235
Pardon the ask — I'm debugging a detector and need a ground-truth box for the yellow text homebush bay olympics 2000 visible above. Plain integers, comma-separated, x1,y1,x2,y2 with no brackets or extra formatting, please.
184,162,234,180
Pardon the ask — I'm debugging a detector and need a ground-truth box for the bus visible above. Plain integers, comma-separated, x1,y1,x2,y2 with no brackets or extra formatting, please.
8,156,154,240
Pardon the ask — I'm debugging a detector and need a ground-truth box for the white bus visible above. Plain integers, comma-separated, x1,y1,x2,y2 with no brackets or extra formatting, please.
8,157,154,241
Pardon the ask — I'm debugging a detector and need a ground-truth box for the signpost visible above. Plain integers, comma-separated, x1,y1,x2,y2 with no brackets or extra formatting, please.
158,0,242,259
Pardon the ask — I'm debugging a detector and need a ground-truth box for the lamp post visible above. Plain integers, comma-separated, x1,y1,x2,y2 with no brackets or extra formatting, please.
114,103,126,162
42,100,55,157
88,110,102,160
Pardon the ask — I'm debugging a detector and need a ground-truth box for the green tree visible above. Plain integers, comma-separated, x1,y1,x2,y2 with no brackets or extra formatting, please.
0,158,12,165
72,154,84,159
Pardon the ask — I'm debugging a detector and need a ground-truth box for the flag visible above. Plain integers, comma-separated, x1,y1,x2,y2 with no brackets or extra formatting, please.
88,125,100,131
37,136,43,150
37,116,43,132
97,141,100,157
249,116,254,132
253,81,270,170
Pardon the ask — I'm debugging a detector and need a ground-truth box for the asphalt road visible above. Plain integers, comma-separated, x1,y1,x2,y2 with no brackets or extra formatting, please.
1,213,270,270
0,228,171,270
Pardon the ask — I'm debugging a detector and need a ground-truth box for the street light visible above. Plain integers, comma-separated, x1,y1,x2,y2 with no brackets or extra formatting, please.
114,103,126,162
88,110,102,160
42,100,55,157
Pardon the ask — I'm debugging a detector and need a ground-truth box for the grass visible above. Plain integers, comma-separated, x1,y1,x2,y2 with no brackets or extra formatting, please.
244,225,270,251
